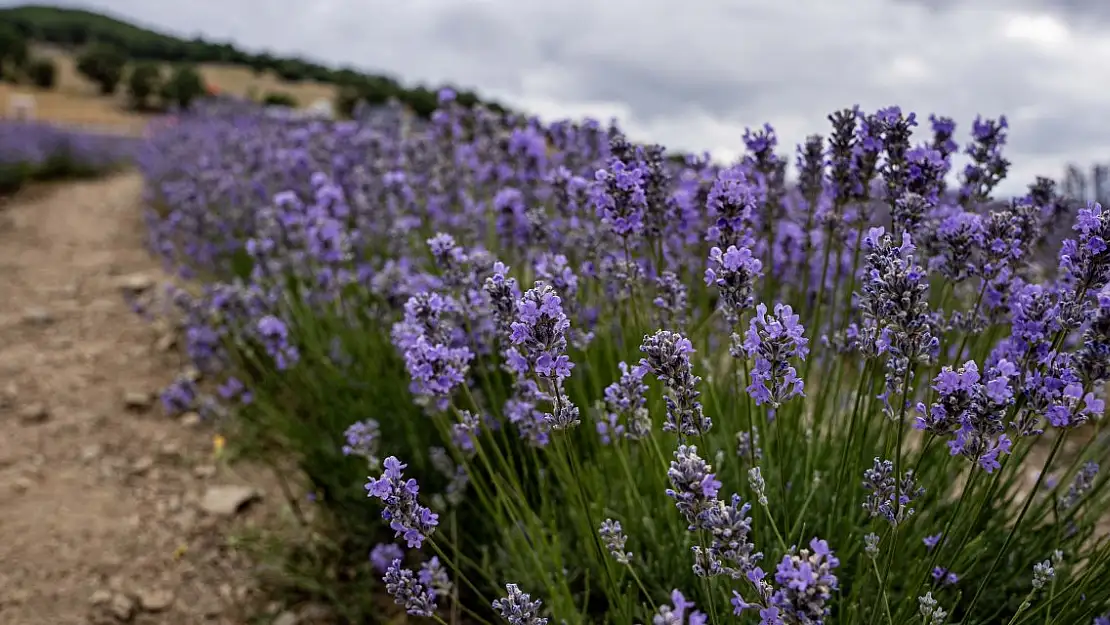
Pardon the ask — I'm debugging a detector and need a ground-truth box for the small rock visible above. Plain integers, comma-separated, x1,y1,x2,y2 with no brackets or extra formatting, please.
193,464,217,479
130,456,154,475
117,273,154,294
297,603,331,622
18,403,50,424
123,391,152,411
137,588,174,612
90,590,112,606
182,365,202,382
199,485,260,516
21,307,54,325
179,412,202,428
155,333,177,352
110,593,135,621
81,444,103,463
12,476,33,493
273,611,299,625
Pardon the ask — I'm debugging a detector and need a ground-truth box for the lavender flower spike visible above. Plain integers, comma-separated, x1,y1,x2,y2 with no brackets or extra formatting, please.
492,583,549,625
736,302,809,410
366,456,439,549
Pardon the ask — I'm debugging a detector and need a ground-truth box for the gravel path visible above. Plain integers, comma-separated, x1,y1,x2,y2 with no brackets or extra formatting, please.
0,173,284,625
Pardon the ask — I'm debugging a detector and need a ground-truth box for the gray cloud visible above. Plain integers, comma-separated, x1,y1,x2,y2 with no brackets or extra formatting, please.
8,0,1110,193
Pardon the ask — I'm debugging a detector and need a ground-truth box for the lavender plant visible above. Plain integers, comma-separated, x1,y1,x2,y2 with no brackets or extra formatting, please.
139,96,1110,625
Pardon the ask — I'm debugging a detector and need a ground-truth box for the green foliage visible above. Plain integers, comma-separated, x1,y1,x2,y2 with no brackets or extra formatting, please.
159,64,205,109
0,5,512,116
0,22,29,81
26,56,56,88
275,58,308,83
126,61,162,109
262,91,297,107
76,42,126,94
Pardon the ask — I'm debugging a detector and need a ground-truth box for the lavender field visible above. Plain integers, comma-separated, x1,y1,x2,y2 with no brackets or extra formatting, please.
135,94,1110,625
0,120,138,195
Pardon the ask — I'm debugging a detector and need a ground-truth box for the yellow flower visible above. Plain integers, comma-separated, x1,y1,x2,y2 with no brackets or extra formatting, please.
173,544,188,560
213,434,226,456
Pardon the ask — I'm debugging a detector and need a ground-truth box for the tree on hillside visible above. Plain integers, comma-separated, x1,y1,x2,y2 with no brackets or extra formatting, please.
0,23,29,81
27,57,57,89
76,43,127,94
127,61,162,110
160,64,205,109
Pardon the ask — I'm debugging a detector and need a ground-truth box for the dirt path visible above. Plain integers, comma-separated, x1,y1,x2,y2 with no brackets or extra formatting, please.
0,173,285,625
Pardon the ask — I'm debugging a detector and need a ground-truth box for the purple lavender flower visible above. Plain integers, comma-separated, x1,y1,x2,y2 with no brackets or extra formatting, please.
508,282,580,430
932,567,960,586
653,271,690,330
706,164,759,246
418,556,453,598
598,518,632,565
694,493,764,581
491,583,548,625
591,157,649,238
256,315,299,370
705,245,763,324
384,559,436,617
598,361,651,442
857,227,937,416
770,538,840,624
365,456,439,549
1060,461,1100,512
652,590,707,625
637,331,711,437
342,419,381,468
923,534,943,551
484,261,521,340
666,445,721,529
862,457,925,526
370,542,404,573
737,302,808,411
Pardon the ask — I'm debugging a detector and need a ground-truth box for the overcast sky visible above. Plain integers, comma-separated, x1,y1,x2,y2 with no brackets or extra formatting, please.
11,0,1110,195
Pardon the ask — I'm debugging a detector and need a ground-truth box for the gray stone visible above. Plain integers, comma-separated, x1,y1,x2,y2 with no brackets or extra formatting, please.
110,593,135,621
137,588,174,612
89,589,112,606
117,273,154,293
18,403,49,424
123,391,152,411
21,307,54,325
199,485,260,516
273,611,299,625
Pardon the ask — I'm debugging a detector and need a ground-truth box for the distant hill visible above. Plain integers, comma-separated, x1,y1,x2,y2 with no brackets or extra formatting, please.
0,4,507,117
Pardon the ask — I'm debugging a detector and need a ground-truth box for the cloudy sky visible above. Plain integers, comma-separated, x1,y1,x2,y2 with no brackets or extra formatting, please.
11,0,1110,194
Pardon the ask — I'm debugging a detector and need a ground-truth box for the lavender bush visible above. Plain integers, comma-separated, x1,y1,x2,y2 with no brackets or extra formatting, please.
0,120,137,194
140,94,1110,625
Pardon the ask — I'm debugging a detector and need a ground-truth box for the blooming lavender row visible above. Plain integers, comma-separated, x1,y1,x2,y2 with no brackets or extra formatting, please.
0,120,138,192
139,94,1110,625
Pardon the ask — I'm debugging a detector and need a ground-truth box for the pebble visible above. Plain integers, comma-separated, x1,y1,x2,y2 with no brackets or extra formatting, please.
193,464,217,479
273,611,299,625
179,412,202,428
21,307,54,325
18,403,50,424
110,593,135,621
89,589,112,606
137,588,174,612
81,444,103,463
130,456,154,475
12,476,33,493
199,485,260,516
117,273,154,294
123,391,153,411
155,333,177,352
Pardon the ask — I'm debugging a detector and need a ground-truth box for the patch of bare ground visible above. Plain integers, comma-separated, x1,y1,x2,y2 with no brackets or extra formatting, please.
0,173,305,625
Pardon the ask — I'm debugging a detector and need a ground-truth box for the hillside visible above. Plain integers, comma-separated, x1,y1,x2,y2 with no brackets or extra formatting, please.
0,4,506,117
